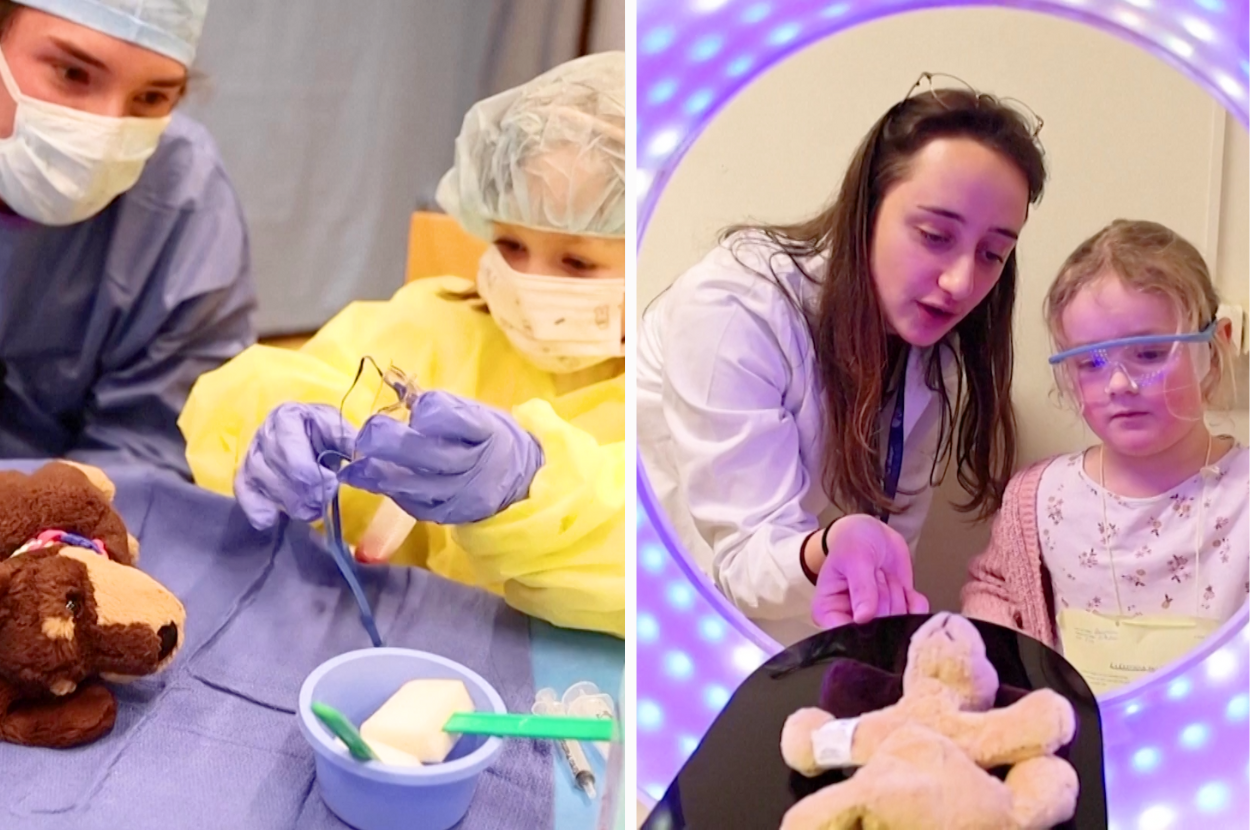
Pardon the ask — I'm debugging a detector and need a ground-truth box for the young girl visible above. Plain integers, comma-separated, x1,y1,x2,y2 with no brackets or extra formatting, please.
962,219,1246,693
637,75,1047,644
179,52,626,638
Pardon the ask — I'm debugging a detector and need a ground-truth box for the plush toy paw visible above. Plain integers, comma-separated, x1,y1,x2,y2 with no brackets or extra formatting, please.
1005,755,1079,830
971,689,1076,766
781,707,836,777
0,681,117,748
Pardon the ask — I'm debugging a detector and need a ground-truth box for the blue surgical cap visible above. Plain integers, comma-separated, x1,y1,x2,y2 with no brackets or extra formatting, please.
13,0,208,66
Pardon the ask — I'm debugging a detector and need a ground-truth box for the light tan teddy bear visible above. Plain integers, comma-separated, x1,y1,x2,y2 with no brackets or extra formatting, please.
779,613,1079,829
780,722,1079,830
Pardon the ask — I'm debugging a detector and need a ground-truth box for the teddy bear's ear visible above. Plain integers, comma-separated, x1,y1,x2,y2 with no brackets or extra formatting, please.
54,461,117,502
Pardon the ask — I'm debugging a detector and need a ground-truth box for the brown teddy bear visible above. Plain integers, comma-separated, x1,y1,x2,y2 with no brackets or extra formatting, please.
779,613,1079,829
0,462,186,748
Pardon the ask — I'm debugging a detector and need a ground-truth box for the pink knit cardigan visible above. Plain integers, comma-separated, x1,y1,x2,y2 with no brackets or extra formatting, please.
961,458,1059,648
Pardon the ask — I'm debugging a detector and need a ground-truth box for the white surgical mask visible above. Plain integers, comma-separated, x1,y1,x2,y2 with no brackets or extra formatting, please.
477,245,625,374
0,47,171,226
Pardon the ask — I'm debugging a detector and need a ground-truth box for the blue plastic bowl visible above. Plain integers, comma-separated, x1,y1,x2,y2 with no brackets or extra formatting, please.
298,648,507,830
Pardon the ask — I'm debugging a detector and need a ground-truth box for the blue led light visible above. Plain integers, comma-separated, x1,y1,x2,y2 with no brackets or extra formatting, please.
638,700,664,730
698,615,725,641
704,684,731,709
726,55,755,76
822,1,851,15
1179,723,1209,749
690,34,724,61
642,26,677,54
685,89,716,114
1167,677,1192,699
665,650,695,679
648,78,679,104
641,543,667,573
741,2,772,23
1227,694,1249,721
638,613,660,643
680,734,701,756
1195,0,1225,12
1196,781,1229,812
666,581,695,609
1132,747,1162,773
769,22,802,44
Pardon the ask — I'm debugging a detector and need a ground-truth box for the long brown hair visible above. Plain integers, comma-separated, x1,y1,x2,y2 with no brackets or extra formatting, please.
725,87,1046,519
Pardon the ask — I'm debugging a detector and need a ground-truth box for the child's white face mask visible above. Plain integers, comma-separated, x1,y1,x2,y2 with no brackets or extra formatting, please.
0,47,171,226
477,245,625,375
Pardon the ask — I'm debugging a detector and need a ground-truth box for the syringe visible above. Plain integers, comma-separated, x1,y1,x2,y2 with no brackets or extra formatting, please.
534,689,597,799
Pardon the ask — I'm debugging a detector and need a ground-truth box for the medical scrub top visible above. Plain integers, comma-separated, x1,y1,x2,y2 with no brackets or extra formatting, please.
0,113,256,479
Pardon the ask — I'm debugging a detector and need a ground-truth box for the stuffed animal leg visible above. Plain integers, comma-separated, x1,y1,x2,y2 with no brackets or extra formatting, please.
1004,755,1080,830
0,678,116,748
780,724,1018,830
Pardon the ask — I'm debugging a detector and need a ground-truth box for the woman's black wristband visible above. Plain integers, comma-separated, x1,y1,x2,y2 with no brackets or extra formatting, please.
800,527,823,585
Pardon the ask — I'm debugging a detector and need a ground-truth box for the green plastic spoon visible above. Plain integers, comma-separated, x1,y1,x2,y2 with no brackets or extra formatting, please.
444,711,615,742
311,701,378,761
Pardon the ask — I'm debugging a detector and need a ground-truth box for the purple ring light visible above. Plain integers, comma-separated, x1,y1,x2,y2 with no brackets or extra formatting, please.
635,0,1249,825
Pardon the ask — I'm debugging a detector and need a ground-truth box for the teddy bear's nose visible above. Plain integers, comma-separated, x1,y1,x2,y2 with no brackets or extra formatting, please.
157,623,178,661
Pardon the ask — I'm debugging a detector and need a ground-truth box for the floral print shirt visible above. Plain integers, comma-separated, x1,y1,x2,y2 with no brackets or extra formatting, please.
1037,442,1248,623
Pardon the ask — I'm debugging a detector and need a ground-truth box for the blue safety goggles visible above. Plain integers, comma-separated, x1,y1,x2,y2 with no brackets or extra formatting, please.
1048,321,1216,393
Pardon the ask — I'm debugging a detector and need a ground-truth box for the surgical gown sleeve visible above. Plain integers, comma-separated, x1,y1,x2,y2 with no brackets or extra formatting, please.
452,396,626,639
659,266,821,620
67,133,256,479
182,278,625,637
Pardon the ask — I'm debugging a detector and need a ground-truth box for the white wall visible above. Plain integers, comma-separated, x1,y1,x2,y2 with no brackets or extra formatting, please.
637,7,1249,612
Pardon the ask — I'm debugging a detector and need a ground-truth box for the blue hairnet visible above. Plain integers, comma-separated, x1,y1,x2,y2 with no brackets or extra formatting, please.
13,0,207,66
437,51,625,240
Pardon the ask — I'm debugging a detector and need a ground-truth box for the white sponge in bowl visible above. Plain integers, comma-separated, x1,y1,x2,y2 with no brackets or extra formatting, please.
361,679,476,764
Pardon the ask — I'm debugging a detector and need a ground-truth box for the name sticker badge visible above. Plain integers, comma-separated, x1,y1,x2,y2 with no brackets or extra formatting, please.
811,717,860,768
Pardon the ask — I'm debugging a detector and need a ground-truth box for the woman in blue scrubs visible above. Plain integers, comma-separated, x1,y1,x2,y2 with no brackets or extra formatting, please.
0,0,254,478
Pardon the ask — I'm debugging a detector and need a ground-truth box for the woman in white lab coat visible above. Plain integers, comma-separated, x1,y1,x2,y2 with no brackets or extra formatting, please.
638,77,1048,644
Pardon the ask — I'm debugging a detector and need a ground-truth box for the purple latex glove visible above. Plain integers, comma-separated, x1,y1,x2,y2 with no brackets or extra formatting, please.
338,390,544,525
233,403,357,530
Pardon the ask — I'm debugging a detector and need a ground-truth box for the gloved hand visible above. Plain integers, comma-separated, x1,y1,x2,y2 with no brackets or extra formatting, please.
234,403,358,530
811,514,929,628
339,390,544,525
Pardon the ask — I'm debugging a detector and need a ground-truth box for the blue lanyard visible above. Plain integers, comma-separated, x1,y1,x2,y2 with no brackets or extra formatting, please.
318,451,384,647
879,350,907,523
